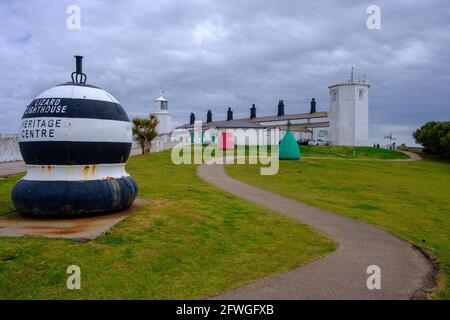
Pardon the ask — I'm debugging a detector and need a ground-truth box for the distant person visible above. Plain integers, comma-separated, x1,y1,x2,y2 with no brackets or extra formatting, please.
377,144,380,148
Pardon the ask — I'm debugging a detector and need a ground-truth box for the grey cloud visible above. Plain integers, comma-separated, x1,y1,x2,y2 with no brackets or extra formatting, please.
0,0,449,146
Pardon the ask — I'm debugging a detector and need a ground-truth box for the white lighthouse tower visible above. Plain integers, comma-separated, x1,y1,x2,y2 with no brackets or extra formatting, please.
153,91,172,135
329,72,369,146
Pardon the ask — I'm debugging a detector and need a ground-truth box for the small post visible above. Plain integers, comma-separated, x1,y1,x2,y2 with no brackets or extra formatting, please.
71,55,86,84
75,55,83,73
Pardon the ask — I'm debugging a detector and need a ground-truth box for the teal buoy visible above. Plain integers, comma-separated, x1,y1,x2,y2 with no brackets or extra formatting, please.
279,122,300,160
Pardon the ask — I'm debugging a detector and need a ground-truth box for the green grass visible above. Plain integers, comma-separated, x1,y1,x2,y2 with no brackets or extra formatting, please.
195,145,407,161
0,151,335,299
300,146,409,159
226,156,450,299
0,175,18,217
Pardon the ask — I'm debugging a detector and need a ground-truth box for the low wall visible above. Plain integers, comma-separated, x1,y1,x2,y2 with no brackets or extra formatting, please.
0,135,177,163
0,134,22,162
130,139,177,156
150,139,178,153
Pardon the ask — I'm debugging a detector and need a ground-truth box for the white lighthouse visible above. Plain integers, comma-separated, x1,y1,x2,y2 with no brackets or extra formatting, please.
153,91,172,135
329,75,369,146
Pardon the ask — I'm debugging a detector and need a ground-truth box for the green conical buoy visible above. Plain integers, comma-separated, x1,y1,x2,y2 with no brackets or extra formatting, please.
279,122,300,160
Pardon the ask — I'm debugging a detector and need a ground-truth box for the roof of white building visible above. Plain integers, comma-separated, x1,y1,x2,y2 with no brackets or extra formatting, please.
177,119,263,130
176,111,329,130
154,96,167,102
247,111,328,123
154,91,167,102
212,119,264,129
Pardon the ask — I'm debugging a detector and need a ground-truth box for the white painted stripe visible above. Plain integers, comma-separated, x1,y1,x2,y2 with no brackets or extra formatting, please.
19,117,132,143
36,85,120,103
23,163,129,181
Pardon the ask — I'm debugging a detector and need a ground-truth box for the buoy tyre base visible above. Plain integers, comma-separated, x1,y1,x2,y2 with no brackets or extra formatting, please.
12,58,138,217
279,126,301,160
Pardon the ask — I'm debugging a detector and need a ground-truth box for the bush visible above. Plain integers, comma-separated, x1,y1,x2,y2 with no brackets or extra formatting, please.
413,121,450,159
132,114,159,155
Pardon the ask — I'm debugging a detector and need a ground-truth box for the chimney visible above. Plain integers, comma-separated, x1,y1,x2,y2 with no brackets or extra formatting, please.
250,104,256,119
310,98,316,113
277,100,285,116
227,107,233,121
207,110,212,123
189,112,195,125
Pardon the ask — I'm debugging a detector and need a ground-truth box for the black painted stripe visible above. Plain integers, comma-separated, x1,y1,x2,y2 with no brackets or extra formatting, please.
22,98,130,122
19,141,132,165
12,176,138,217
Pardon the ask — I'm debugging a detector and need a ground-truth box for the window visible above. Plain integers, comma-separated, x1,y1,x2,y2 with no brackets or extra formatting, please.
359,89,365,99
319,130,328,137
161,101,168,110
331,90,337,101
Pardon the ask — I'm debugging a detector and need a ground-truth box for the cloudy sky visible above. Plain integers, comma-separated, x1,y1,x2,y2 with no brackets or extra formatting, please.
1,0,449,145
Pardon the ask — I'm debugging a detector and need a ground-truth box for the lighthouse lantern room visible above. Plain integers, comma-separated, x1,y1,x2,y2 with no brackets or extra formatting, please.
153,91,172,135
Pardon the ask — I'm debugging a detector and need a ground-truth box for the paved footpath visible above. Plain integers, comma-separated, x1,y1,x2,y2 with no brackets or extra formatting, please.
302,151,423,162
197,163,434,299
0,161,26,178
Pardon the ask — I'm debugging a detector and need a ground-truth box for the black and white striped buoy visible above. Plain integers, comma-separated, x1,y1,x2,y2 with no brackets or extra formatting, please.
12,56,138,217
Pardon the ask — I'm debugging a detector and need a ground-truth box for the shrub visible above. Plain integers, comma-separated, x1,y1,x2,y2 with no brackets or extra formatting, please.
132,114,159,154
413,121,450,159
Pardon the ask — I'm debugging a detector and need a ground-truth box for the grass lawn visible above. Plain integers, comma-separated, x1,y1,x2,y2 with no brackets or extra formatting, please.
0,151,335,299
226,153,450,299
300,146,409,159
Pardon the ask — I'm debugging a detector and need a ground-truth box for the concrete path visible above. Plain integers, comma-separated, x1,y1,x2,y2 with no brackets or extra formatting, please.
400,150,423,161
0,198,150,241
0,161,26,178
302,151,423,162
197,164,434,299
0,149,145,178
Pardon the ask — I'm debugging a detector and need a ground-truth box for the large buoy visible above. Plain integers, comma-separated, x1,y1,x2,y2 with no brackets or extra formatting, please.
12,56,138,217
279,121,300,160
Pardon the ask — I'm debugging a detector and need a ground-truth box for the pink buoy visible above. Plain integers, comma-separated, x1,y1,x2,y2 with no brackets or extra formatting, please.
219,131,234,150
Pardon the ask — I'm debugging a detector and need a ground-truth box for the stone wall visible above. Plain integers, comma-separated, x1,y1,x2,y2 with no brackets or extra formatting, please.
0,134,22,162
1,135,176,163
130,137,177,156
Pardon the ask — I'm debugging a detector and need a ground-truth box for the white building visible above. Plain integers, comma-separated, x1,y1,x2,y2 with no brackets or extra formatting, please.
329,78,369,146
176,76,370,146
187,120,274,146
153,91,172,135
